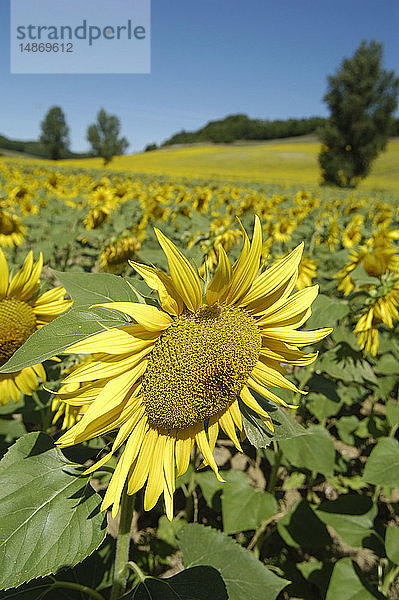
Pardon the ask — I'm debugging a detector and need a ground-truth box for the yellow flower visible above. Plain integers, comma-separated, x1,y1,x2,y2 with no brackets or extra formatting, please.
296,256,317,290
354,275,399,356
56,217,331,520
0,210,26,247
83,205,112,230
99,235,142,274
337,245,399,296
0,250,71,405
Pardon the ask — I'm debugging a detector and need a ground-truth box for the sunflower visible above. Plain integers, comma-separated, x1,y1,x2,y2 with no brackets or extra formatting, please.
354,274,399,356
56,217,331,520
99,235,142,274
0,210,26,247
295,256,317,290
0,249,71,405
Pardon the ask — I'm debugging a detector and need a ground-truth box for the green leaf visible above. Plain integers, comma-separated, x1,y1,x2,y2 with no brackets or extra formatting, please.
51,269,137,307
279,425,335,477
122,566,227,600
336,416,360,445
385,526,399,564
386,401,399,428
375,353,398,376
0,306,129,373
316,495,377,547
220,471,278,535
349,264,380,287
325,558,380,600
194,470,223,510
305,294,349,329
239,397,308,448
277,499,332,548
306,392,342,421
177,523,288,600
363,438,399,487
0,432,106,590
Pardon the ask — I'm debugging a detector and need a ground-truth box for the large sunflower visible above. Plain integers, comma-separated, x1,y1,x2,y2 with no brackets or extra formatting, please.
56,217,331,519
0,249,71,405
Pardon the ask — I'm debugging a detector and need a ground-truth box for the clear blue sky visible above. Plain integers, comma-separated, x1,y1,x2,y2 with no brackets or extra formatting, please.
1,0,398,152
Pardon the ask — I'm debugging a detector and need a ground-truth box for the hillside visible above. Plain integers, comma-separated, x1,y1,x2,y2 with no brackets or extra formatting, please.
55,136,399,194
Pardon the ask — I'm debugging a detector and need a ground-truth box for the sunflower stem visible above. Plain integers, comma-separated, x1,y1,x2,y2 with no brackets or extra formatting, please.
267,441,282,494
128,560,147,582
110,489,136,600
50,580,104,600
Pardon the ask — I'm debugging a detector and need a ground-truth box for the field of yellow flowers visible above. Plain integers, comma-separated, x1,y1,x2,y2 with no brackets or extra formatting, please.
0,154,398,600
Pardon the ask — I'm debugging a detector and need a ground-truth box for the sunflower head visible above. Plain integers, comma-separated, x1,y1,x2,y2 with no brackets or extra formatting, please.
0,249,71,404
56,217,332,519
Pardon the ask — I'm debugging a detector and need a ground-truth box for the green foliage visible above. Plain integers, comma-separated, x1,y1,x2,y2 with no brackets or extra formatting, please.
39,106,70,161
325,558,381,600
122,566,227,600
318,40,399,187
0,271,136,373
177,523,288,600
163,114,326,145
87,108,129,165
0,432,106,590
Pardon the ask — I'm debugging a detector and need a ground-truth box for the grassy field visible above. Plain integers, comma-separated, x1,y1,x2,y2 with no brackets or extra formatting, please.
51,135,399,193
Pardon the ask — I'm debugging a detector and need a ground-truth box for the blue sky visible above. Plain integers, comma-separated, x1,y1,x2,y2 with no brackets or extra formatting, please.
1,0,398,152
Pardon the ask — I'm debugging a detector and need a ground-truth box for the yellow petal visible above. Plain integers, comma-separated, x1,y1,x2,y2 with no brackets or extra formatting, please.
239,243,303,310
224,216,262,305
144,433,168,511
206,245,232,305
261,327,333,347
154,228,202,312
195,429,225,482
129,260,183,316
0,249,9,297
256,285,319,327
91,302,173,332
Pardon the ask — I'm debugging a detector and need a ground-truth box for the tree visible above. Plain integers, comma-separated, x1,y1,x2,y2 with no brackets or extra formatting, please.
39,106,70,160
87,109,129,165
318,41,399,187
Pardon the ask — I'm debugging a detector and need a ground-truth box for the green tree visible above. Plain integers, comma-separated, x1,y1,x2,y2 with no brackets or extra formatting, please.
87,108,129,165
318,40,399,187
39,106,70,160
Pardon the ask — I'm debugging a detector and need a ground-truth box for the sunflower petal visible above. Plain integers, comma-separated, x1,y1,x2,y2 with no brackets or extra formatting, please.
154,228,202,312
91,302,173,332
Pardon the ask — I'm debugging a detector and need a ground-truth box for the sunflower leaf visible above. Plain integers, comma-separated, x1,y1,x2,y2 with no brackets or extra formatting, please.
0,306,128,373
121,566,227,600
239,400,308,448
0,432,106,590
51,270,137,307
177,523,288,600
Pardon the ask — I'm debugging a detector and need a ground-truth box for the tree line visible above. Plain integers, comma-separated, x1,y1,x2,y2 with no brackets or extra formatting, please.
1,40,398,187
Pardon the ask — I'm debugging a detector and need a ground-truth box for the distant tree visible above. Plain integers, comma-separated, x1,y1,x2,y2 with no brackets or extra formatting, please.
144,143,157,152
87,109,129,165
318,41,399,187
39,106,70,160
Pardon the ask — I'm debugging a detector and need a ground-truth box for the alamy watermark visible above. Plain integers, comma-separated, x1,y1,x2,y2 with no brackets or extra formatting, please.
11,0,151,74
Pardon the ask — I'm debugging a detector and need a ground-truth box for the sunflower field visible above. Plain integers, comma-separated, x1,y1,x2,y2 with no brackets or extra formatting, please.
0,156,398,600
